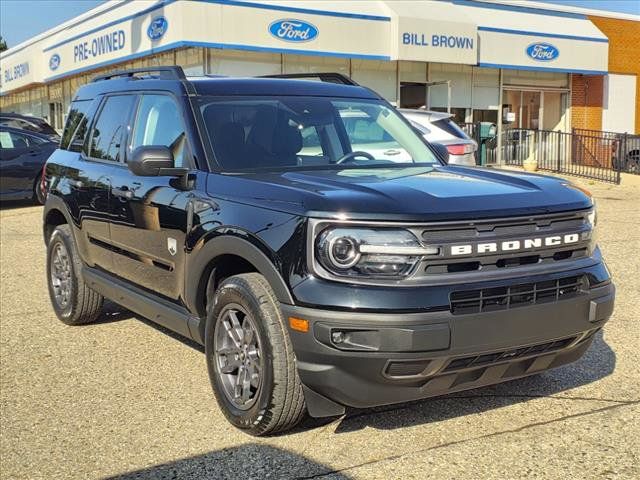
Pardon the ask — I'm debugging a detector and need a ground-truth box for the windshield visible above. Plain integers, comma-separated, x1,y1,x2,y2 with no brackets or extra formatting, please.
198,96,439,171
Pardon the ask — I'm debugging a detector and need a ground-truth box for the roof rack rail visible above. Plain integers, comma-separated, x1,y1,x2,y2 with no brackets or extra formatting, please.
92,66,187,83
259,72,360,86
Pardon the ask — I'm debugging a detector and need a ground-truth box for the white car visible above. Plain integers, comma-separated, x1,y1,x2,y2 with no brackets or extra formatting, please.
399,109,478,166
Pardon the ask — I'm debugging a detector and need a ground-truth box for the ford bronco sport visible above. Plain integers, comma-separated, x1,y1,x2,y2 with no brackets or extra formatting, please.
43,67,615,435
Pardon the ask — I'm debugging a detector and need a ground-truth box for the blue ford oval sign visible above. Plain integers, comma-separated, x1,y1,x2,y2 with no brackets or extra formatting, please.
526,42,559,62
49,53,61,71
269,19,318,42
147,16,168,41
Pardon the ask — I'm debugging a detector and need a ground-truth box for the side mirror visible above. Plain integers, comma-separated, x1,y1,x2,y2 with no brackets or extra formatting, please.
431,142,450,164
129,145,183,177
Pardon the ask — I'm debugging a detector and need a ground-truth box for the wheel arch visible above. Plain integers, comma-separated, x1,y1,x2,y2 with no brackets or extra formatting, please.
43,196,73,245
186,235,295,324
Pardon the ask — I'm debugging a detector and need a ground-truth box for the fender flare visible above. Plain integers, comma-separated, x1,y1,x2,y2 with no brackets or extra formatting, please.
42,194,75,244
185,235,295,316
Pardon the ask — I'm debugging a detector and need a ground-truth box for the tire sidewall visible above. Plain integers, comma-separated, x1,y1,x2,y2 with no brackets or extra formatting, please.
205,280,276,432
46,227,77,321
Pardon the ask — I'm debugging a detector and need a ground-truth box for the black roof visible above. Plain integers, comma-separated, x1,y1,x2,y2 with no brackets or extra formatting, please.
74,73,379,101
0,125,58,143
189,77,378,98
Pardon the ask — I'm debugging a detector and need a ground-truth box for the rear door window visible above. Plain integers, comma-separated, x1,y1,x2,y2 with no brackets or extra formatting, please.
431,118,468,140
88,95,136,162
0,130,36,149
61,100,91,150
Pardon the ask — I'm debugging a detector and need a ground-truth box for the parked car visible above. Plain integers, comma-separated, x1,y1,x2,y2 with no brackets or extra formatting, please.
399,109,478,166
1,126,56,203
0,112,60,142
42,67,614,436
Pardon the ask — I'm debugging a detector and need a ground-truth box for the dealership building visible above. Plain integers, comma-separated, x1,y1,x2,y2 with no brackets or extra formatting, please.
1,0,638,137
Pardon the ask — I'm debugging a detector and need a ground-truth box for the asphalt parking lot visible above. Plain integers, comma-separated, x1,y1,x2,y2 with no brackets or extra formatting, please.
1,173,639,480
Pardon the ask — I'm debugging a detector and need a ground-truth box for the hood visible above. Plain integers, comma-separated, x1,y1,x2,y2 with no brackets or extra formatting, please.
206,165,592,221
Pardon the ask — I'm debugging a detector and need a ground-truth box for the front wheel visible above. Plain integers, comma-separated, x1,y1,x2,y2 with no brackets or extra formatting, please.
205,273,306,436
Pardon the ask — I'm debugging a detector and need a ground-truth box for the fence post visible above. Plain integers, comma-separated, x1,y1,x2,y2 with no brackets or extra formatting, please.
618,133,627,184
556,131,561,173
475,121,481,165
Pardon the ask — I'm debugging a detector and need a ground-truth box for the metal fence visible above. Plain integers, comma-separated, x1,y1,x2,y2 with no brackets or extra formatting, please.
573,128,640,175
456,122,640,184
497,128,622,183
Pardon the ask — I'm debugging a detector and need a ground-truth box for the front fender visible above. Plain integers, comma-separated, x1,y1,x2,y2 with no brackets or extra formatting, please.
184,234,295,317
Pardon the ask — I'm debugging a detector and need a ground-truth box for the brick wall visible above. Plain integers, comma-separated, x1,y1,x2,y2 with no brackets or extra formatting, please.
571,74,604,131
588,16,640,134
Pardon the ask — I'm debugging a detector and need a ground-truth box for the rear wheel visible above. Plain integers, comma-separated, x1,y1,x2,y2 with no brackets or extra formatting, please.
205,273,306,436
47,224,104,325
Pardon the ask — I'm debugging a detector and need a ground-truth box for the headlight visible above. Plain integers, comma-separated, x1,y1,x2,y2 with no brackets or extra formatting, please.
315,227,437,279
587,204,598,251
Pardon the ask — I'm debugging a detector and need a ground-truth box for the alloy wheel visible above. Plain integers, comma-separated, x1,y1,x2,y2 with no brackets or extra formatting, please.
214,305,263,410
50,242,72,309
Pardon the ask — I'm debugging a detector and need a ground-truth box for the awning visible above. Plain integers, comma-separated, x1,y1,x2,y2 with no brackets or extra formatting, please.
455,0,608,74
387,1,478,65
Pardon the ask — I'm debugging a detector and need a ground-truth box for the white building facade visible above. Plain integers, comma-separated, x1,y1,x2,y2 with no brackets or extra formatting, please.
0,0,617,134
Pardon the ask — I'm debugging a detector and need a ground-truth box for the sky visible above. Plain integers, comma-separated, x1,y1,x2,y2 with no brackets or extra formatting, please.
0,0,638,48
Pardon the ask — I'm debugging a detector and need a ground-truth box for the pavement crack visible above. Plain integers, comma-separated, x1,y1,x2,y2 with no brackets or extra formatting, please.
295,400,639,480
339,392,635,425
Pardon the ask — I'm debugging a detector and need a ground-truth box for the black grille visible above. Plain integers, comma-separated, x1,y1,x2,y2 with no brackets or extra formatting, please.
385,360,431,377
443,336,576,372
415,211,592,277
450,275,584,315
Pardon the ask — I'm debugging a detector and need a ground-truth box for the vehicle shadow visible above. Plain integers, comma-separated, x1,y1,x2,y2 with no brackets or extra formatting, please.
104,443,350,480
92,304,616,435
0,199,40,211
334,330,615,433
94,301,204,353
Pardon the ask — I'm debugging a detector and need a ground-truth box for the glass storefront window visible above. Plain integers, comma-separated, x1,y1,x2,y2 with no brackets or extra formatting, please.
209,49,281,76
351,59,397,103
176,47,204,76
503,70,568,88
428,63,472,110
283,54,349,76
430,107,467,125
472,109,498,124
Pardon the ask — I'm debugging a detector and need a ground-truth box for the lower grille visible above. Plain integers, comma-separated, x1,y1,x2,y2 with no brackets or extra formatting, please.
450,275,584,315
385,360,431,377
443,336,577,372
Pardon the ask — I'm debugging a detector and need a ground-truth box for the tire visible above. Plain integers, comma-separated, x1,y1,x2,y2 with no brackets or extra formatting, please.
47,224,104,325
205,272,306,436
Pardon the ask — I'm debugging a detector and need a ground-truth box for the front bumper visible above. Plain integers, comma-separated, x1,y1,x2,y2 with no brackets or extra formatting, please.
282,279,614,416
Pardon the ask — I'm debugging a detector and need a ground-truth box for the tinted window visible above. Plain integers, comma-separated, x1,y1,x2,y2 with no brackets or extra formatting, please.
89,96,135,161
199,96,437,171
431,118,469,140
61,100,91,150
0,130,36,149
131,95,187,167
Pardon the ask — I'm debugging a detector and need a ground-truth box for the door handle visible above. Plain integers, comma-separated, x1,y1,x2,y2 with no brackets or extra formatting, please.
111,187,133,199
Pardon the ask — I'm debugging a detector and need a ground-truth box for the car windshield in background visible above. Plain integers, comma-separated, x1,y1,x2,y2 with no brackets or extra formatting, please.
198,96,439,171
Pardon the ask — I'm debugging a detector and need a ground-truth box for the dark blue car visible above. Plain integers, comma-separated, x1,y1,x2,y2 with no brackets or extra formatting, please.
0,126,57,204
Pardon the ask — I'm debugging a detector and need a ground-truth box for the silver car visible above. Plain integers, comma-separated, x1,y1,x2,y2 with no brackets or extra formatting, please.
400,109,478,166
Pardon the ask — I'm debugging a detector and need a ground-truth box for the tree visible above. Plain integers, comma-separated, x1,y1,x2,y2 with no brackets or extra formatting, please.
0,36,7,52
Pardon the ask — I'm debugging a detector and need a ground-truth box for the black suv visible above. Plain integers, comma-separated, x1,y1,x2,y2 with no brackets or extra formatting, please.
43,67,615,435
